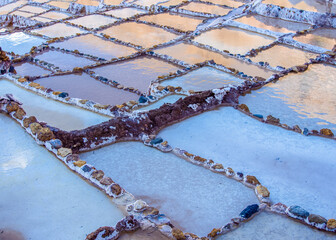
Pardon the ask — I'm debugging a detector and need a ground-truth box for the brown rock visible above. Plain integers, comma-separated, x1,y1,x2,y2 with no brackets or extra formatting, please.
227,167,234,175
208,228,220,238
37,127,55,141
6,102,19,113
246,175,260,186
327,219,336,229
143,207,159,216
66,154,79,163
29,122,42,134
238,104,250,113
308,214,327,224
110,184,122,196
91,170,104,181
213,163,223,169
13,107,26,120
73,160,86,167
172,228,185,240
320,128,334,137
18,78,27,83
86,226,116,240
23,116,37,128
266,115,280,125
293,125,302,133
99,177,114,185
194,156,206,163
184,152,194,158
57,148,72,158
28,82,40,88
256,185,270,197
79,99,88,104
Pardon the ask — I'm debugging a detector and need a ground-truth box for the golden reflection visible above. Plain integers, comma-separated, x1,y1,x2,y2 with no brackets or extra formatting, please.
179,2,231,15
294,28,336,50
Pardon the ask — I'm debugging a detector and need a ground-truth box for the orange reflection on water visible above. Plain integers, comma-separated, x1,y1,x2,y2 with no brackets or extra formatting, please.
179,2,231,15
294,28,336,50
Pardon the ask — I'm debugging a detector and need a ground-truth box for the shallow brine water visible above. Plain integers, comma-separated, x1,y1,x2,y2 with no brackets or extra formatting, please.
0,115,124,240
68,14,118,29
31,23,86,38
80,141,258,236
239,64,336,131
92,56,181,93
294,28,336,50
234,14,311,33
158,107,336,219
0,79,109,130
160,66,244,92
14,62,52,77
179,2,231,15
99,22,179,48
155,43,276,79
0,32,45,55
104,7,147,18
135,94,185,111
50,34,137,60
38,11,71,20
194,26,275,55
35,73,139,105
248,44,318,69
139,13,204,32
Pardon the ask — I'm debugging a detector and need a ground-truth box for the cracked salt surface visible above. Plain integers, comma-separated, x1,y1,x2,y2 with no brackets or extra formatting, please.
80,141,258,236
158,107,336,219
0,115,124,240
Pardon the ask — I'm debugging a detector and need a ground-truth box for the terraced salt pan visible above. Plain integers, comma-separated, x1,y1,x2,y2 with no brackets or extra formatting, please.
0,79,109,130
136,95,185,112
75,0,100,6
194,27,275,55
35,50,96,71
234,14,311,33
139,13,204,32
80,142,258,236
263,0,336,14
133,0,163,6
32,0,50,3
160,66,244,92
99,22,179,48
31,16,54,23
18,5,47,14
240,64,336,131
92,57,181,93
158,0,184,7
249,44,318,69
104,0,123,5
104,7,147,19
0,32,45,55
205,0,244,8
10,10,35,17
155,43,275,79
0,115,124,240
31,23,86,38
158,107,336,219
35,73,139,105
294,28,336,51
47,1,71,9
50,34,137,60
0,0,27,15
14,62,52,76
68,14,117,29
219,213,335,239
179,2,231,15
38,11,71,20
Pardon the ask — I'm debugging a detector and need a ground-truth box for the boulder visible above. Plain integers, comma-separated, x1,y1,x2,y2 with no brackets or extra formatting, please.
23,116,37,128
320,128,334,137
308,214,327,224
240,204,259,219
6,102,19,113
37,127,55,141
172,228,185,240
48,139,63,149
73,160,86,167
91,170,104,181
57,148,72,158
246,175,260,185
238,104,250,113
327,219,336,229
208,228,221,238
29,122,42,135
288,206,309,219
66,154,79,163
256,185,270,197
110,184,122,196
99,177,114,185
266,115,280,125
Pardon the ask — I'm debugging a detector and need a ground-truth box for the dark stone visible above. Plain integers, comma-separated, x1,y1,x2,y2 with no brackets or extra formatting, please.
240,204,259,219
116,215,140,232
82,165,92,172
49,139,63,149
58,92,69,98
150,137,163,145
303,128,309,136
139,95,148,103
288,206,309,219
308,214,327,224
9,65,15,73
253,114,263,119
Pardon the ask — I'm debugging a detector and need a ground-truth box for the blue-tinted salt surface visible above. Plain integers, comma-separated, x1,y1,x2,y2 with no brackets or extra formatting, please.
0,32,45,55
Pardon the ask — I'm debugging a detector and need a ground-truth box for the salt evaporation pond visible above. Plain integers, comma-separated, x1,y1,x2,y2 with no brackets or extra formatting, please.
249,44,317,69
234,14,311,33
92,57,181,93
0,32,45,55
31,23,86,38
99,22,178,48
0,115,124,240
158,107,336,219
35,73,139,105
80,142,258,236
0,79,109,130
294,28,336,50
160,66,244,92
14,62,52,77
104,7,147,18
219,212,335,239
50,34,137,60
240,64,336,131
68,14,118,29
194,27,275,55
178,2,231,15
155,43,276,79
